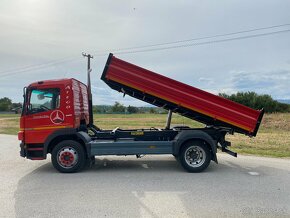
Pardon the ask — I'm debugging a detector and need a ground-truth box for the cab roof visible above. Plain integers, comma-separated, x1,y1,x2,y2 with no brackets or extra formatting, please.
28,78,86,88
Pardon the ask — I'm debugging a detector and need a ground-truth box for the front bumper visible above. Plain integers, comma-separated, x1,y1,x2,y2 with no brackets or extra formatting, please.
20,142,26,157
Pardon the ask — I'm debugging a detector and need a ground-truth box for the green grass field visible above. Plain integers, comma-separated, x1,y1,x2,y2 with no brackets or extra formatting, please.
0,113,289,158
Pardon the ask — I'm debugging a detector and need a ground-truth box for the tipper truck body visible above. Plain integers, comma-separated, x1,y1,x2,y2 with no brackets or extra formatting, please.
18,53,264,173
102,54,263,137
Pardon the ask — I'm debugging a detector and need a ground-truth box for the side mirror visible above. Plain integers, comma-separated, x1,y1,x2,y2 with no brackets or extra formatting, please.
25,103,31,114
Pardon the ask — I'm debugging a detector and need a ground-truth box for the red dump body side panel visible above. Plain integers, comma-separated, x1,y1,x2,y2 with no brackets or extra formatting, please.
102,54,264,136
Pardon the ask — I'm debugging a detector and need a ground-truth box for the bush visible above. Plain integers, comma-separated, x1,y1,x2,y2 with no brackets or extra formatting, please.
127,105,139,114
0,97,12,111
111,102,126,113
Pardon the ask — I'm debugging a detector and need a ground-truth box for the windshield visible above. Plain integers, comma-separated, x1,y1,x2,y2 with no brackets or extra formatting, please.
28,88,60,114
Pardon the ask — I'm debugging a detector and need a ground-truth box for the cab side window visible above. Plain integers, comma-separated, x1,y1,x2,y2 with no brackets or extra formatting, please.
28,89,60,114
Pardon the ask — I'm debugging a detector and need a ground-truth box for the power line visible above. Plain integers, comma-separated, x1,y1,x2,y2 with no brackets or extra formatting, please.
0,57,79,78
96,23,290,54
1,24,289,78
0,57,70,74
96,28,290,55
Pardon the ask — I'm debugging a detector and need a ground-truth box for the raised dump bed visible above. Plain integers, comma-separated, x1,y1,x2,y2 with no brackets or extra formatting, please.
101,53,264,136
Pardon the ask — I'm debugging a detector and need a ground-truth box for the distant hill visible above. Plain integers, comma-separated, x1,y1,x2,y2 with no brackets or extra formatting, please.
277,99,290,104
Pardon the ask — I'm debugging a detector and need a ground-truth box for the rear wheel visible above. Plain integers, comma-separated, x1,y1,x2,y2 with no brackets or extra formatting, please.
179,140,211,173
51,140,86,173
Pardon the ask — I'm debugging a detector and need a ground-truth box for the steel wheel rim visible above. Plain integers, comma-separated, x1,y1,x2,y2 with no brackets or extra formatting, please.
57,146,78,169
184,145,206,168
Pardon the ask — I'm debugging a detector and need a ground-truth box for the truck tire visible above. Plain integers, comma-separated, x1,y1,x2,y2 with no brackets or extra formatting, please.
179,140,211,173
51,140,86,173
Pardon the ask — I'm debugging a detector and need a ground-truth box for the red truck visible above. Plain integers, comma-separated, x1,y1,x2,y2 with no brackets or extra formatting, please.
19,53,264,173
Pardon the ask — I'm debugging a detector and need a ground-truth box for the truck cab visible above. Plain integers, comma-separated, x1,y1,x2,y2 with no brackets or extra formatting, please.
19,78,89,160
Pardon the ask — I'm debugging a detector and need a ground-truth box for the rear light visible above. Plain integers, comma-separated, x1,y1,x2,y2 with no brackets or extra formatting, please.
18,131,24,141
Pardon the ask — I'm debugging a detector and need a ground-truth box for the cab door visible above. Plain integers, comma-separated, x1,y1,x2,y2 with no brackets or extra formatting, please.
24,87,70,144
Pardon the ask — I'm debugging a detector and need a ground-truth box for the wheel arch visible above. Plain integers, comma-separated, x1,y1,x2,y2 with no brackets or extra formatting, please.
43,128,91,158
173,130,218,163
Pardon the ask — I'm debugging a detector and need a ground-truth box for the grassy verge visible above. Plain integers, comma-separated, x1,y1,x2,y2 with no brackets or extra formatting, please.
229,113,290,158
0,113,289,158
0,114,20,135
93,113,203,130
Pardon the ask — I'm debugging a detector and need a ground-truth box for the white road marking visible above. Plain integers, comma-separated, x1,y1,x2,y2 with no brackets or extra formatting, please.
132,191,190,218
248,171,259,176
141,164,149,169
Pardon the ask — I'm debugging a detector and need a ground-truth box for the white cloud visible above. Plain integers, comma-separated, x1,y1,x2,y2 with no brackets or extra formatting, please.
229,70,290,99
198,77,214,85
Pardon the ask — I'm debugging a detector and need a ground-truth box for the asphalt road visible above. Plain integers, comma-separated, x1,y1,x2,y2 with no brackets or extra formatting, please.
1,134,290,218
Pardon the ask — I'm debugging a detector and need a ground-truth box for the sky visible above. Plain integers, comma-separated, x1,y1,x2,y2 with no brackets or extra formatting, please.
0,0,289,106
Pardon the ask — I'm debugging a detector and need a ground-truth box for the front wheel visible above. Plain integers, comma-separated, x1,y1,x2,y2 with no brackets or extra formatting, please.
172,154,179,161
51,140,86,173
179,140,211,173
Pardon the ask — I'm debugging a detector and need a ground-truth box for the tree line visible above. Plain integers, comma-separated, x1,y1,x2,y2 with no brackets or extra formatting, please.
0,97,22,113
1,92,289,113
219,92,290,113
93,102,167,114
95,92,290,114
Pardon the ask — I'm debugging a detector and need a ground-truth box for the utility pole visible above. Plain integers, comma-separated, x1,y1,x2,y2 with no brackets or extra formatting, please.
82,53,94,126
